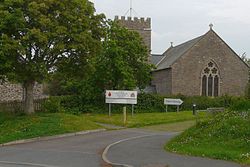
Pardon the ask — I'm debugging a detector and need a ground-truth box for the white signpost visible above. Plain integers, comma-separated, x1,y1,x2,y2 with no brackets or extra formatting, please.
164,98,183,112
105,90,137,116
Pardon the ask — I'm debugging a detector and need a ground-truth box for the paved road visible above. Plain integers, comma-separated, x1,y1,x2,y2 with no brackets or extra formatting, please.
0,129,242,167
107,132,241,167
0,129,152,167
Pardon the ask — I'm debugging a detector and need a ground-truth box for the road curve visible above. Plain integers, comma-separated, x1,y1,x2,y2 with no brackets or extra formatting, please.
105,132,241,167
0,129,242,167
0,129,147,167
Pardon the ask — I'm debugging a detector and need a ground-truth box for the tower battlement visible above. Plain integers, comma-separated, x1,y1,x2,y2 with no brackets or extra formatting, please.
114,16,151,29
114,15,152,53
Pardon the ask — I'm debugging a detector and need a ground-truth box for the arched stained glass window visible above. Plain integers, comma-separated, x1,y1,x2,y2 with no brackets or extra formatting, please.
208,75,213,96
214,75,219,97
202,75,207,96
201,61,220,97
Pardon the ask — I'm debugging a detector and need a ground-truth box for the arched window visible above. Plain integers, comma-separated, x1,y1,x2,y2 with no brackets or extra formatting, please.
214,75,219,97
208,74,213,96
201,61,220,97
202,75,207,96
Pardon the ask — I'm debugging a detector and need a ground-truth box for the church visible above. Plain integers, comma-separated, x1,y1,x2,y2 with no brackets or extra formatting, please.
115,16,249,97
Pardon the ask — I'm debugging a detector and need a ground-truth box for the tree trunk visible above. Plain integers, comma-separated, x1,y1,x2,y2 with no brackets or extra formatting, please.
24,81,35,114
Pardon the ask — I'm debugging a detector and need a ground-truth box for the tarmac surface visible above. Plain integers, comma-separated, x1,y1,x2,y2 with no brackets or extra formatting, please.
106,132,241,167
0,129,242,167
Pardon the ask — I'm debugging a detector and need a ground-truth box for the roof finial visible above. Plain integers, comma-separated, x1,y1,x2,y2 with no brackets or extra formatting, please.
209,23,214,30
130,0,132,17
170,42,174,47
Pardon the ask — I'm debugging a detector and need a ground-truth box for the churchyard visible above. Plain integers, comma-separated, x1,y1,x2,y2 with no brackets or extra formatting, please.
0,0,250,166
0,94,249,165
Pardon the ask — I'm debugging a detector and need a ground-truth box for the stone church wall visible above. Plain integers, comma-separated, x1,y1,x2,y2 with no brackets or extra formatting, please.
0,82,46,102
171,30,249,96
151,69,172,95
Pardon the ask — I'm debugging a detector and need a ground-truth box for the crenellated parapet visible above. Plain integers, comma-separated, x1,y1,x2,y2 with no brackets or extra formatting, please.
114,15,152,52
114,15,151,30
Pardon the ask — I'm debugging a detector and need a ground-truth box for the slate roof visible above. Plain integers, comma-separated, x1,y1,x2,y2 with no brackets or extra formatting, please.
153,35,204,71
151,29,249,72
150,54,164,65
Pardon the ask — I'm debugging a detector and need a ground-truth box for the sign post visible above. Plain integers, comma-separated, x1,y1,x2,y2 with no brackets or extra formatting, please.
105,90,138,117
164,98,183,112
109,103,111,117
123,106,127,125
132,104,134,117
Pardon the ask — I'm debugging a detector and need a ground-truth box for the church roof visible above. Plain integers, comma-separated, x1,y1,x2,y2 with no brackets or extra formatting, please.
151,28,249,71
150,54,164,65
154,35,204,71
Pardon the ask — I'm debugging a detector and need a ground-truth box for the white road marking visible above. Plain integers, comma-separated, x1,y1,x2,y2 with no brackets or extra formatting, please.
0,161,60,167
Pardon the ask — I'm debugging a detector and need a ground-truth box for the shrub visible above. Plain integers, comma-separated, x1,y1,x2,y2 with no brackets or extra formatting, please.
180,96,225,110
42,95,107,114
136,93,165,112
136,94,230,112
60,96,82,109
43,97,64,113
230,98,250,111
43,94,250,114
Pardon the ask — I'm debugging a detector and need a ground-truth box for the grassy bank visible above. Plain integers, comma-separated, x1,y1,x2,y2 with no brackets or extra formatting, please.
0,112,102,144
0,110,205,144
165,111,250,165
87,111,205,128
142,120,196,132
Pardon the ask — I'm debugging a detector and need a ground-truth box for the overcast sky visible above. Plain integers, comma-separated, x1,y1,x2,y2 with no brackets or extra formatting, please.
90,0,250,58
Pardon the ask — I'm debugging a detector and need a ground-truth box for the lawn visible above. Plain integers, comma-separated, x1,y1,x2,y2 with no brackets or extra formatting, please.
0,111,205,145
86,111,206,128
142,120,196,132
165,111,250,165
0,112,102,144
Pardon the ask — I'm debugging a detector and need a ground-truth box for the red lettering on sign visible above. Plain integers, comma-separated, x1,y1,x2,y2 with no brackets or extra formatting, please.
131,93,135,97
108,92,111,97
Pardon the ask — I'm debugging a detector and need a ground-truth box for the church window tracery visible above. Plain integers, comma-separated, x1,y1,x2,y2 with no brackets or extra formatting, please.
201,61,220,97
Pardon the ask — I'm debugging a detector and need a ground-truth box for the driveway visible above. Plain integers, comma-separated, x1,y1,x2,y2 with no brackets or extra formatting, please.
0,129,242,167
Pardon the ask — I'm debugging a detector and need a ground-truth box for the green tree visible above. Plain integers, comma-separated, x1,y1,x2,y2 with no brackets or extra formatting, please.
0,0,105,113
94,21,153,92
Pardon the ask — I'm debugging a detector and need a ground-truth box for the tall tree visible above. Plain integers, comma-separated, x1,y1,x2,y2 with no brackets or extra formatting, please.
94,21,153,92
0,0,105,113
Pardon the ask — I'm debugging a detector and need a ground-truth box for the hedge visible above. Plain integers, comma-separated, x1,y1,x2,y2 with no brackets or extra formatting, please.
43,94,250,114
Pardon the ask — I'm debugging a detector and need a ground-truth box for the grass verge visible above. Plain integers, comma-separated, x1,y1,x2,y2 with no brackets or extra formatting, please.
0,112,102,144
165,111,250,165
142,120,196,132
86,111,205,128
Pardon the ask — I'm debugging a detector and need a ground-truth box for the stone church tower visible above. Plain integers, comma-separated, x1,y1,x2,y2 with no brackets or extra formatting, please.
114,16,152,53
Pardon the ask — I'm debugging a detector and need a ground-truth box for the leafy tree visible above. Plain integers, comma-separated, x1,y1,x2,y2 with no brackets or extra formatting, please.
94,21,153,92
0,0,105,113
46,21,153,101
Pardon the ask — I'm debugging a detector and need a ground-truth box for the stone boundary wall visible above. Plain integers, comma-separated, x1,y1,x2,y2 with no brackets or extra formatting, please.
0,82,47,102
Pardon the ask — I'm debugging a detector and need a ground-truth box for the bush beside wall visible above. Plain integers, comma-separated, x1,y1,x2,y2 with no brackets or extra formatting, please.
42,94,250,114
